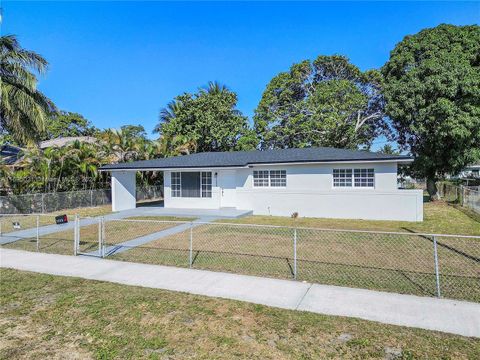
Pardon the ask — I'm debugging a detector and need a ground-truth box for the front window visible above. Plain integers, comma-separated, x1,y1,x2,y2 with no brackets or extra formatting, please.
270,170,287,187
253,170,287,187
333,169,352,187
201,172,212,198
171,172,181,197
354,168,374,187
171,172,212,198
333,168,374,188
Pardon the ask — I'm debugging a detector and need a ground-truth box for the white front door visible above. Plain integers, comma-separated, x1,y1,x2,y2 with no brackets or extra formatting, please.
219,170,237,208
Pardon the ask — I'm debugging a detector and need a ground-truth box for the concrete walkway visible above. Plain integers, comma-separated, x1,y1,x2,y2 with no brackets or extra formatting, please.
101,217,218,257
1,248,478,338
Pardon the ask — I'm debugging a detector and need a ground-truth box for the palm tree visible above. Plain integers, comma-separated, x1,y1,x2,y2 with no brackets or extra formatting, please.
202,81,228,95
0,35,56,144
100,128,146,163
154,99,183,133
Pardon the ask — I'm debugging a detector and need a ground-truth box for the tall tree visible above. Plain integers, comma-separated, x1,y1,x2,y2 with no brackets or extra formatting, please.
42,111,97,140
382,24,480,197
155,82,258,154
254,55,388,150
120,124,148,141
0,35,56,144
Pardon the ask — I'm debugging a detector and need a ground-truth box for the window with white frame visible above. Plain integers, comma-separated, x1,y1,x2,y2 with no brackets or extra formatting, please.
270,170,287,187
171,172,181,197
333,169,353,187
354,168,374,187
201,172,212,197
253,170,269,187
171,172,212,198
253,170,287,187
333,168,374,188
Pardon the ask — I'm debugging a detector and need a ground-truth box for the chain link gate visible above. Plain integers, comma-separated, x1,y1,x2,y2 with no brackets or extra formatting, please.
74,216,105,257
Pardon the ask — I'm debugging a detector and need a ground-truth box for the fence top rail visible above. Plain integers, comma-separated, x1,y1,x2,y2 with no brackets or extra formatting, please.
0,188,111,198
104,217,480,240
0,213,58,217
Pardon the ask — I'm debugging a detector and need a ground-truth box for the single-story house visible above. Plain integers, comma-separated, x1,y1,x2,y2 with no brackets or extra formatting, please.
100,147,423,221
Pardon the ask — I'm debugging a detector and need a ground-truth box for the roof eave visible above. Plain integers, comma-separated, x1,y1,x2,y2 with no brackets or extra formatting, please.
99,157,413,172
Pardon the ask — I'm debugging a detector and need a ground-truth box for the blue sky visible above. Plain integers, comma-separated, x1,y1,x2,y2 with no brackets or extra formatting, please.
2,1,479,145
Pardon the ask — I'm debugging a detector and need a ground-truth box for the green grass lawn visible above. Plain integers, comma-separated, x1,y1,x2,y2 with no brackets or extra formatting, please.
218,201,480,236
1,269,478,360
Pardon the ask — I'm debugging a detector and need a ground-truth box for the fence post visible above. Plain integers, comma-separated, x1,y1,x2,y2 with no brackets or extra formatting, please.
73,215,78,256
90,190,93,207
41,193,45,213
98,216,105,258
98,218,102,257
189,222,193,268
293,228,297,280
433,236,441,298
36,215,40,251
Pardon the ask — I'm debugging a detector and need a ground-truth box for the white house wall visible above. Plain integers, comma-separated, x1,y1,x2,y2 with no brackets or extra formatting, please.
163,163,424,221
111,171,136,212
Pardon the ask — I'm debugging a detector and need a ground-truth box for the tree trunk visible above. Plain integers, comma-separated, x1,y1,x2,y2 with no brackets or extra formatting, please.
426,177,439,200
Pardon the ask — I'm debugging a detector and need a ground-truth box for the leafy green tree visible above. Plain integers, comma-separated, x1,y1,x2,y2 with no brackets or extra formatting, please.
155,82,258,154
0,35,56,144
254,55,387,150
42,111,97,140
120,124,148,141
382,24,480,197
378,144,399,155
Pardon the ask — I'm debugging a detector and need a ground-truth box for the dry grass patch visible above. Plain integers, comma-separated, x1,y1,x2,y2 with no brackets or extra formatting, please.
218,201,480,236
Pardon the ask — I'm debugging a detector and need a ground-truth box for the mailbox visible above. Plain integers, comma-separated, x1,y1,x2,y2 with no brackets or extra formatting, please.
55,214,68,224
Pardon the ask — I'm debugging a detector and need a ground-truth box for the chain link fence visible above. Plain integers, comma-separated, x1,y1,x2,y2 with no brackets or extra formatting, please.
437,182,480,214
0,186,163,214
0,214,75,255
2,215,479,302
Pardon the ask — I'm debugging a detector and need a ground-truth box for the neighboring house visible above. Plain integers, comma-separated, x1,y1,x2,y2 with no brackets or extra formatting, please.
457,164,480,179
101,147,423,221
0,137,100,166
0,144,22,166
39,136,99,149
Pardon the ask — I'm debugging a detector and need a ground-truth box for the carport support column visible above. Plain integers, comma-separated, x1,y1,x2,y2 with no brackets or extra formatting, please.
111,171,137,212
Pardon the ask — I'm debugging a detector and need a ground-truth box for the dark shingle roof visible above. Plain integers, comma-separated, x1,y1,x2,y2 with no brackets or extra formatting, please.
100,147,412,171
0,145,21,165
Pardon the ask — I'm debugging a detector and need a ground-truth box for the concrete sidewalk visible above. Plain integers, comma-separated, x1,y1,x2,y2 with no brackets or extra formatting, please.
1,248,479,338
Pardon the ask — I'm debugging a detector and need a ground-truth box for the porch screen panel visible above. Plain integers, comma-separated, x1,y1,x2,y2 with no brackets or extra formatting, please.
181,172,201,197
